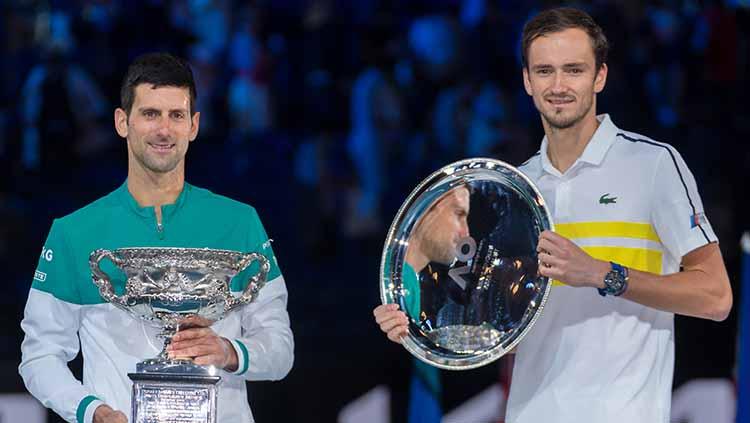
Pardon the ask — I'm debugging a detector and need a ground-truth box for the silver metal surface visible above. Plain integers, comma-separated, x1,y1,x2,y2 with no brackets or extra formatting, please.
89,247,269,365
380,158,554,370
131,374,220,423
91,247,269,422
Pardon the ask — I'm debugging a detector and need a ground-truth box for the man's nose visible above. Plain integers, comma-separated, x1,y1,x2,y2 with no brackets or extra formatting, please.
459,223,469,238
551,72,567,93
155,116,172,137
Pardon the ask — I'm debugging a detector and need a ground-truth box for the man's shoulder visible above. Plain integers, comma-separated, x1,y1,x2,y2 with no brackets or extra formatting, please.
55,187,122,229
612,129,677,161
517,151,542,177
188,184,259,219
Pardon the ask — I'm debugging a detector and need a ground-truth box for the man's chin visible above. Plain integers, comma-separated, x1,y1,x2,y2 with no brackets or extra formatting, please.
143,161,180,174
543,112,581,130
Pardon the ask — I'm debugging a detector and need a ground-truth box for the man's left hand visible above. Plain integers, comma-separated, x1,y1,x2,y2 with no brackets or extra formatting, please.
537,230,610,288
168,316,239,371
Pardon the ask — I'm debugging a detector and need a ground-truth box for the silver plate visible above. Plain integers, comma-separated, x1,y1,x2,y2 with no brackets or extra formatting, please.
380,158,553,370
130,373,220,423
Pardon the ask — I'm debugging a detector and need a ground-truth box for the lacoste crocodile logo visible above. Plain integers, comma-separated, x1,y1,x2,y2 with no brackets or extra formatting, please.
599,193,617,205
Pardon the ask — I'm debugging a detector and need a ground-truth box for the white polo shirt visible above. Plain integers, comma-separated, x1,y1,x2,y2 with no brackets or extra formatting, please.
506,114,717,423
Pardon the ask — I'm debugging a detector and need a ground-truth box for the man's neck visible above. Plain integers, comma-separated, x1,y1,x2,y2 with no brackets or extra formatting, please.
405,245,428,274
127,165,185,223
543,112,600,174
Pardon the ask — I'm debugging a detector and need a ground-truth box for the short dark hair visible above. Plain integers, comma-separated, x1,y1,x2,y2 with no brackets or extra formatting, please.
120,52,197,116
521,7,609,71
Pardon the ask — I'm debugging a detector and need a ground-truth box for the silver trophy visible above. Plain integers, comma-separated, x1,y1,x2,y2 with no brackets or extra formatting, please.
381,158,554,370
89,247,270,423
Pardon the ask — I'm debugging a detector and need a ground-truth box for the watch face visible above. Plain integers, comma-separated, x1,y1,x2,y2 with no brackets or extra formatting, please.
605,270,626,294
380,158,554,370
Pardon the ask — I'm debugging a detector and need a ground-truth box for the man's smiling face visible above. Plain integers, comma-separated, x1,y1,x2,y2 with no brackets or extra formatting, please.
523,28,607,130
118,84,200,175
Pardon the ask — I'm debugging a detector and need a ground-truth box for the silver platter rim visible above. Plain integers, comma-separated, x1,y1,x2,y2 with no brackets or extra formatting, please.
379,157,555,370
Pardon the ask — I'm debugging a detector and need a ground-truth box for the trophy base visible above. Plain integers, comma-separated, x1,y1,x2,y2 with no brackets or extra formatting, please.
130,360,222,423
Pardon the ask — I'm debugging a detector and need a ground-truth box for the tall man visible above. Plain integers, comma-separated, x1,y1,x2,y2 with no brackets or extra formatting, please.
20,53,294,423
374,8,732,422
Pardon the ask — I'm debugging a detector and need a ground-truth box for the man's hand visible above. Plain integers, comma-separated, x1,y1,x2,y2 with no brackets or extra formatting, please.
537,230,610,288
168,316,238,371
93,404,127,423
373,304,409,343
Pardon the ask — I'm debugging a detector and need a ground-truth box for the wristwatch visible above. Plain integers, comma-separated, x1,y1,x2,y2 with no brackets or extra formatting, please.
598,262,629,297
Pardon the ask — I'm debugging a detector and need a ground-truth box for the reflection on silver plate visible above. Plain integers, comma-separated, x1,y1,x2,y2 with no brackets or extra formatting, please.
380,158,554,370
426,324,504,354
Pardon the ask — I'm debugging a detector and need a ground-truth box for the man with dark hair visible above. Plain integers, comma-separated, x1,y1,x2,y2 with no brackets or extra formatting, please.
119,53,197,117
399,186,471,328
19,52,294,423
375,7,731,422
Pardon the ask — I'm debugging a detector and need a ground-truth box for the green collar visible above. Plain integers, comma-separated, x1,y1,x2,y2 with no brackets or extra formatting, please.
116,180,192,220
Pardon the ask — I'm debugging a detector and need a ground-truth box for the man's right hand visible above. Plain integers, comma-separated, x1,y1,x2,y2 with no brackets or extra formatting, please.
373,304,409,343
93,404,127,423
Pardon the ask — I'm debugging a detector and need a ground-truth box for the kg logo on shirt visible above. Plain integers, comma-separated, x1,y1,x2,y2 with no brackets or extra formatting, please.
40,247,54,262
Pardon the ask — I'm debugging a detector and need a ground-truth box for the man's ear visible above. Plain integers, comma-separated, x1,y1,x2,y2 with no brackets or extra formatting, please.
523,67,533,96
114,108,129,138
189,111,201,142
594,63,608,94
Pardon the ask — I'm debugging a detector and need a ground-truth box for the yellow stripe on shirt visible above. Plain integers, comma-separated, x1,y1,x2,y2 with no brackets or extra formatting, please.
555,221,661,243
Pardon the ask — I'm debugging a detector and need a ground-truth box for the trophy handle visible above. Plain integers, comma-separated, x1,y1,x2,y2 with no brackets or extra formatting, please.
226,252,270,311
89,249,129,307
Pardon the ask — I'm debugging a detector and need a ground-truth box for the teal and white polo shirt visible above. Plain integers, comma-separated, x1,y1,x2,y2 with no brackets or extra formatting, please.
20,182,294,423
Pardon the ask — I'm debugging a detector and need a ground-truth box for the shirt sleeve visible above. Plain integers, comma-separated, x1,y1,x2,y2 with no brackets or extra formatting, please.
226,208,294,381
19,220,102,423
650,145,717,261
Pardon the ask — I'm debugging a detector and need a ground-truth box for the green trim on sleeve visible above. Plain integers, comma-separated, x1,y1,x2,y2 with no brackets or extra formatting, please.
76,395,99,423
235,339,250,375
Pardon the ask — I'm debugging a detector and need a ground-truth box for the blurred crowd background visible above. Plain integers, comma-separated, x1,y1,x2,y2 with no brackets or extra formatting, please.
1,0,749,421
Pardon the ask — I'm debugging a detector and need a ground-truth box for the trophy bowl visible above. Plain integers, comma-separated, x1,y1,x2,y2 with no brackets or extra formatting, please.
380,158,553,370
89,247,269,372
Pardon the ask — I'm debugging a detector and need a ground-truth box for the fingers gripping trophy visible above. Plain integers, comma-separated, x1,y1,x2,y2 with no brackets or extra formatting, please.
89,247,270,423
